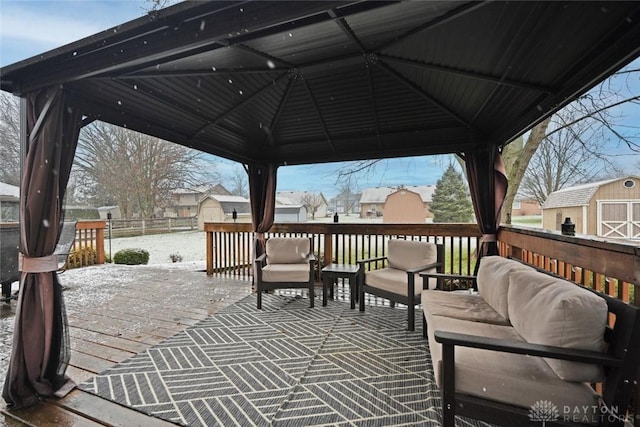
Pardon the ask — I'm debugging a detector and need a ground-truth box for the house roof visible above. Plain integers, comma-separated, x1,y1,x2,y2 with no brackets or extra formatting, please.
360,185,435,203
2,2,638,166
276,191,326,206
0,182,19,198
201,194,251,214
542,176,640,209
174,184,230,195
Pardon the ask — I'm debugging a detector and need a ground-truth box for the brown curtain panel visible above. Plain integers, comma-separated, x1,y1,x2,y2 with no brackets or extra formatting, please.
3,87,81,408
465,145,508,264
248,162,278,281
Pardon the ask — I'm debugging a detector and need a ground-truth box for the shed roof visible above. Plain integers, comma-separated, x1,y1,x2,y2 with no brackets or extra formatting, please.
0,182,19,198
542,176,640,209
360,185,435,203
2,1,638,166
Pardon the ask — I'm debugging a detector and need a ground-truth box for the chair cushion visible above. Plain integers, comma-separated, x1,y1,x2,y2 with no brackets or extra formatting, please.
262,263,311,282
266,237,310,264
476,256,534,321
421,290,509,326
365,268,421,296
426,315,599,420
508,270,607,382
387,239,437,271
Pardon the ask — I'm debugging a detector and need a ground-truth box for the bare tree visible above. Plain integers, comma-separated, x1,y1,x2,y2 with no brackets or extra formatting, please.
336,182,359,216
0,92,20,186
227,165,249,198
501,64,639,223
74,122,218,218
300,192,324,220
143,0,182,12
520,110,620,205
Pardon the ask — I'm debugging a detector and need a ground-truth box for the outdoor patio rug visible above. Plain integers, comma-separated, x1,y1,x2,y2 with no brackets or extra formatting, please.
80,293,491,426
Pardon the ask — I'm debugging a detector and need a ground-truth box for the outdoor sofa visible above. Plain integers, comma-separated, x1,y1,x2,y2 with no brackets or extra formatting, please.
421,256,640,426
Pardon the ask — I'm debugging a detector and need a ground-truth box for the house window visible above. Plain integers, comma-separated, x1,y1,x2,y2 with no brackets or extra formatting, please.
513,200,521,210
623,179,636,189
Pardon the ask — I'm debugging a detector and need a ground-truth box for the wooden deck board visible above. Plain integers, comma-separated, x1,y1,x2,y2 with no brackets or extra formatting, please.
1,266,252,426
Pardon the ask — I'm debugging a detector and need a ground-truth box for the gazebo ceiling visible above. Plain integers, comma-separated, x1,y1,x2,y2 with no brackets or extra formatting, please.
2,1,639,166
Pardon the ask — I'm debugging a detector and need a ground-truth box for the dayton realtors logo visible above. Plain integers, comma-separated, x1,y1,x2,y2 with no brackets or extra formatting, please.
529,400,560,426
529,399,630,425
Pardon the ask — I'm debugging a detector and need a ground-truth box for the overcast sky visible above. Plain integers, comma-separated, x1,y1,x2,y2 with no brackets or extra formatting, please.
1,0,638,198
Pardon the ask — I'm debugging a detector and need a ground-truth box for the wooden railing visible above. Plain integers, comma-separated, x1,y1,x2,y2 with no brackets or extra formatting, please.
204,222,482,278
498,225,640,307
68,220,107,268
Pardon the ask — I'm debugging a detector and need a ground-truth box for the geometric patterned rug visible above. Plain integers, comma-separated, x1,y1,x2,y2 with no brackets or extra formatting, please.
79,293,490,426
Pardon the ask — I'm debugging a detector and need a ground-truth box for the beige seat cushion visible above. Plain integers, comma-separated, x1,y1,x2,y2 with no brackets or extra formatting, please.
508,270,607,382
266,237,310,264
476,256,534,321
422,290,509,326
387,239,437,271
365,268,437,296
262,263,311,282
427,315,599,421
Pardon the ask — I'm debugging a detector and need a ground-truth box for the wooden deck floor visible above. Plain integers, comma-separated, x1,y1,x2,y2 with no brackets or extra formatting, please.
0,264,253,427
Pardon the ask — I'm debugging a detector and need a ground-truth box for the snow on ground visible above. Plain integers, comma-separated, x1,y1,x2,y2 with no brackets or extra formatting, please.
107,230,207,265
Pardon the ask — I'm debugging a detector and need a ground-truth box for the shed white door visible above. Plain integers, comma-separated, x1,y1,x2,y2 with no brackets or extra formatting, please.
598,200,640,238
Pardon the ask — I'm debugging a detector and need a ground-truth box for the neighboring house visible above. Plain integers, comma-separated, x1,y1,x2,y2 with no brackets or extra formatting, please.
359,185,435,220
359,187,395,218
512,197,541,216
197,194,251,230
0,182,19,222
166,184,231,218
541,176,640,239
276,191,328,219
329,190,362,216
383,187,435,223
275,205,307,223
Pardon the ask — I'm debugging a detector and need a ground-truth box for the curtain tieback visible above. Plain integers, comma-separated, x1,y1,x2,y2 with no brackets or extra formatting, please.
19,253,58,273
481,234,497,243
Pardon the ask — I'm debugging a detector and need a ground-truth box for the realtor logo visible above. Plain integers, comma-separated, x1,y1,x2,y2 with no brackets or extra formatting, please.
529,400,560,426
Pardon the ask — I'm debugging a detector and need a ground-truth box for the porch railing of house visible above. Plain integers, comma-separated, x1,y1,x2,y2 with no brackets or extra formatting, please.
204,222,483,279
205,222,640,308
67,220,107,268
498,225,639,307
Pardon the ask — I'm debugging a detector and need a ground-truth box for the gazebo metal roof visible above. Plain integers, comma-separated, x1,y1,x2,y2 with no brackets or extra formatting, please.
1,1,639,166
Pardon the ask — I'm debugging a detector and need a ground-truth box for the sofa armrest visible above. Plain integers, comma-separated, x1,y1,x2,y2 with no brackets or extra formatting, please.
406,261,442,275
357,255,387,264
434,330,620,366
255,253,267,266
357,255,387,268
434,330,620,427
420,272,477,291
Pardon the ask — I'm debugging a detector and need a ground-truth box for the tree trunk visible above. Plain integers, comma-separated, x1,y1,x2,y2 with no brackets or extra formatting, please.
501,117,551,224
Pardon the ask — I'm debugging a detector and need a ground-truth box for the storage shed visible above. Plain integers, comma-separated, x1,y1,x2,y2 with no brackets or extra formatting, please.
274,205,308,223
197,195,251,230
383,187,435,223
542,176,640,239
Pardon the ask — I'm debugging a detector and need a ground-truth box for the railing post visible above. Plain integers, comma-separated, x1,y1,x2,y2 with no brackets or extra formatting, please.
324,233,332,266
206,230,213,276
95,226,105,264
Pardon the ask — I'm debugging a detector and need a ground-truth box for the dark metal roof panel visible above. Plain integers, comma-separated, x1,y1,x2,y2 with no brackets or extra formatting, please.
2,1,639,166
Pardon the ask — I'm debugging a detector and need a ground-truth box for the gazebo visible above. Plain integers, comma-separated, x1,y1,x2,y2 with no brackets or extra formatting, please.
1,0,639,413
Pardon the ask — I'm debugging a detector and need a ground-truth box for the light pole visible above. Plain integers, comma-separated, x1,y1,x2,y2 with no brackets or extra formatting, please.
107,211,112,262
